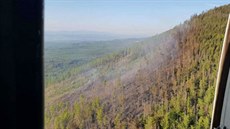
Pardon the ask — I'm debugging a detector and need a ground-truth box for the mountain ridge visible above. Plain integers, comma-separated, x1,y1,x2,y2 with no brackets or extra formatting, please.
45,31,148,42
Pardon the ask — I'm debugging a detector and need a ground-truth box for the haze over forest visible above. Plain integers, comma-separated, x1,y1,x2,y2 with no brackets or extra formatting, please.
45,1,230,129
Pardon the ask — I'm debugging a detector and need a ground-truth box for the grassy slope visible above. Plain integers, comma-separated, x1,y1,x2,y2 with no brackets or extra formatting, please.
45,4,230,129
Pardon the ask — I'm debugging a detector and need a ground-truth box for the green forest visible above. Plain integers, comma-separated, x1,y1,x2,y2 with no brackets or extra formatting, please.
45,4,230,129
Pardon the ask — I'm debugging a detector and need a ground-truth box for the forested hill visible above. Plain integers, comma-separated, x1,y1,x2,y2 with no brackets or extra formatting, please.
45,4,230,129
142,4,230,129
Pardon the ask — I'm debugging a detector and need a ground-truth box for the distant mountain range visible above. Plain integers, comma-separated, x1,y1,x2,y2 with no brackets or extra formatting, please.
45,31,147,42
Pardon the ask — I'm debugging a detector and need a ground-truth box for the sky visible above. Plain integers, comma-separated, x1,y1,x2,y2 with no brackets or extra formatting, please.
45,0,230,37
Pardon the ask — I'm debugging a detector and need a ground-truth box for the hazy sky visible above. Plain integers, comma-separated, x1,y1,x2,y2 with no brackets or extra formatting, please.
45,0,229,36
